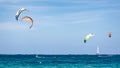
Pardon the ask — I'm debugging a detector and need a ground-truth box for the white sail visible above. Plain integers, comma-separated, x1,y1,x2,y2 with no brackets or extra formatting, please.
96,46,100,55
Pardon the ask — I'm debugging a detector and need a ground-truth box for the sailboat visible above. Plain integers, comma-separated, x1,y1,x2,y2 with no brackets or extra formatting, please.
96,46,100,55
96,46,113,57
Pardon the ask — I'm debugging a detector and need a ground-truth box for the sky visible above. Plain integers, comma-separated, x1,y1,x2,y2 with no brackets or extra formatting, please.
0,0,120,54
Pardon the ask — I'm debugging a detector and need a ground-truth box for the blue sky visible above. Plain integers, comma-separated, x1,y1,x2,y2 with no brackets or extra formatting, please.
0,0,120,54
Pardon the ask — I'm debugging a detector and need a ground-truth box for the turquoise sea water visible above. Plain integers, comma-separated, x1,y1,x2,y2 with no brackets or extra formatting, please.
0,55,120,68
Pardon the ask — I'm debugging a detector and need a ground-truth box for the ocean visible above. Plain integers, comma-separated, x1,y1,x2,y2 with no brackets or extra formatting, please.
0,55,120,68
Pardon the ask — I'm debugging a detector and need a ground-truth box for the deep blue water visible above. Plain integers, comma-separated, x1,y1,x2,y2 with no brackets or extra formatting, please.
0,55,120,68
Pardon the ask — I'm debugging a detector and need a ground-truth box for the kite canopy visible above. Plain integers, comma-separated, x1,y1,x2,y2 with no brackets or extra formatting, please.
108,32,111,38
15,8,27,20
84,33,94,43
22,16,34,28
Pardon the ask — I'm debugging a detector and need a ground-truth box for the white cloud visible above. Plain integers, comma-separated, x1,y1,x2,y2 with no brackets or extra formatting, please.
40,10,105,24
40,9,120,25
0,22,28,30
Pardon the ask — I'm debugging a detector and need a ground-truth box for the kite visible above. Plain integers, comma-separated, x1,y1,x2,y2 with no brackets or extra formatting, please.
15,8,27,20
84,33,94,43
22,16,34,28
108,32,111,38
